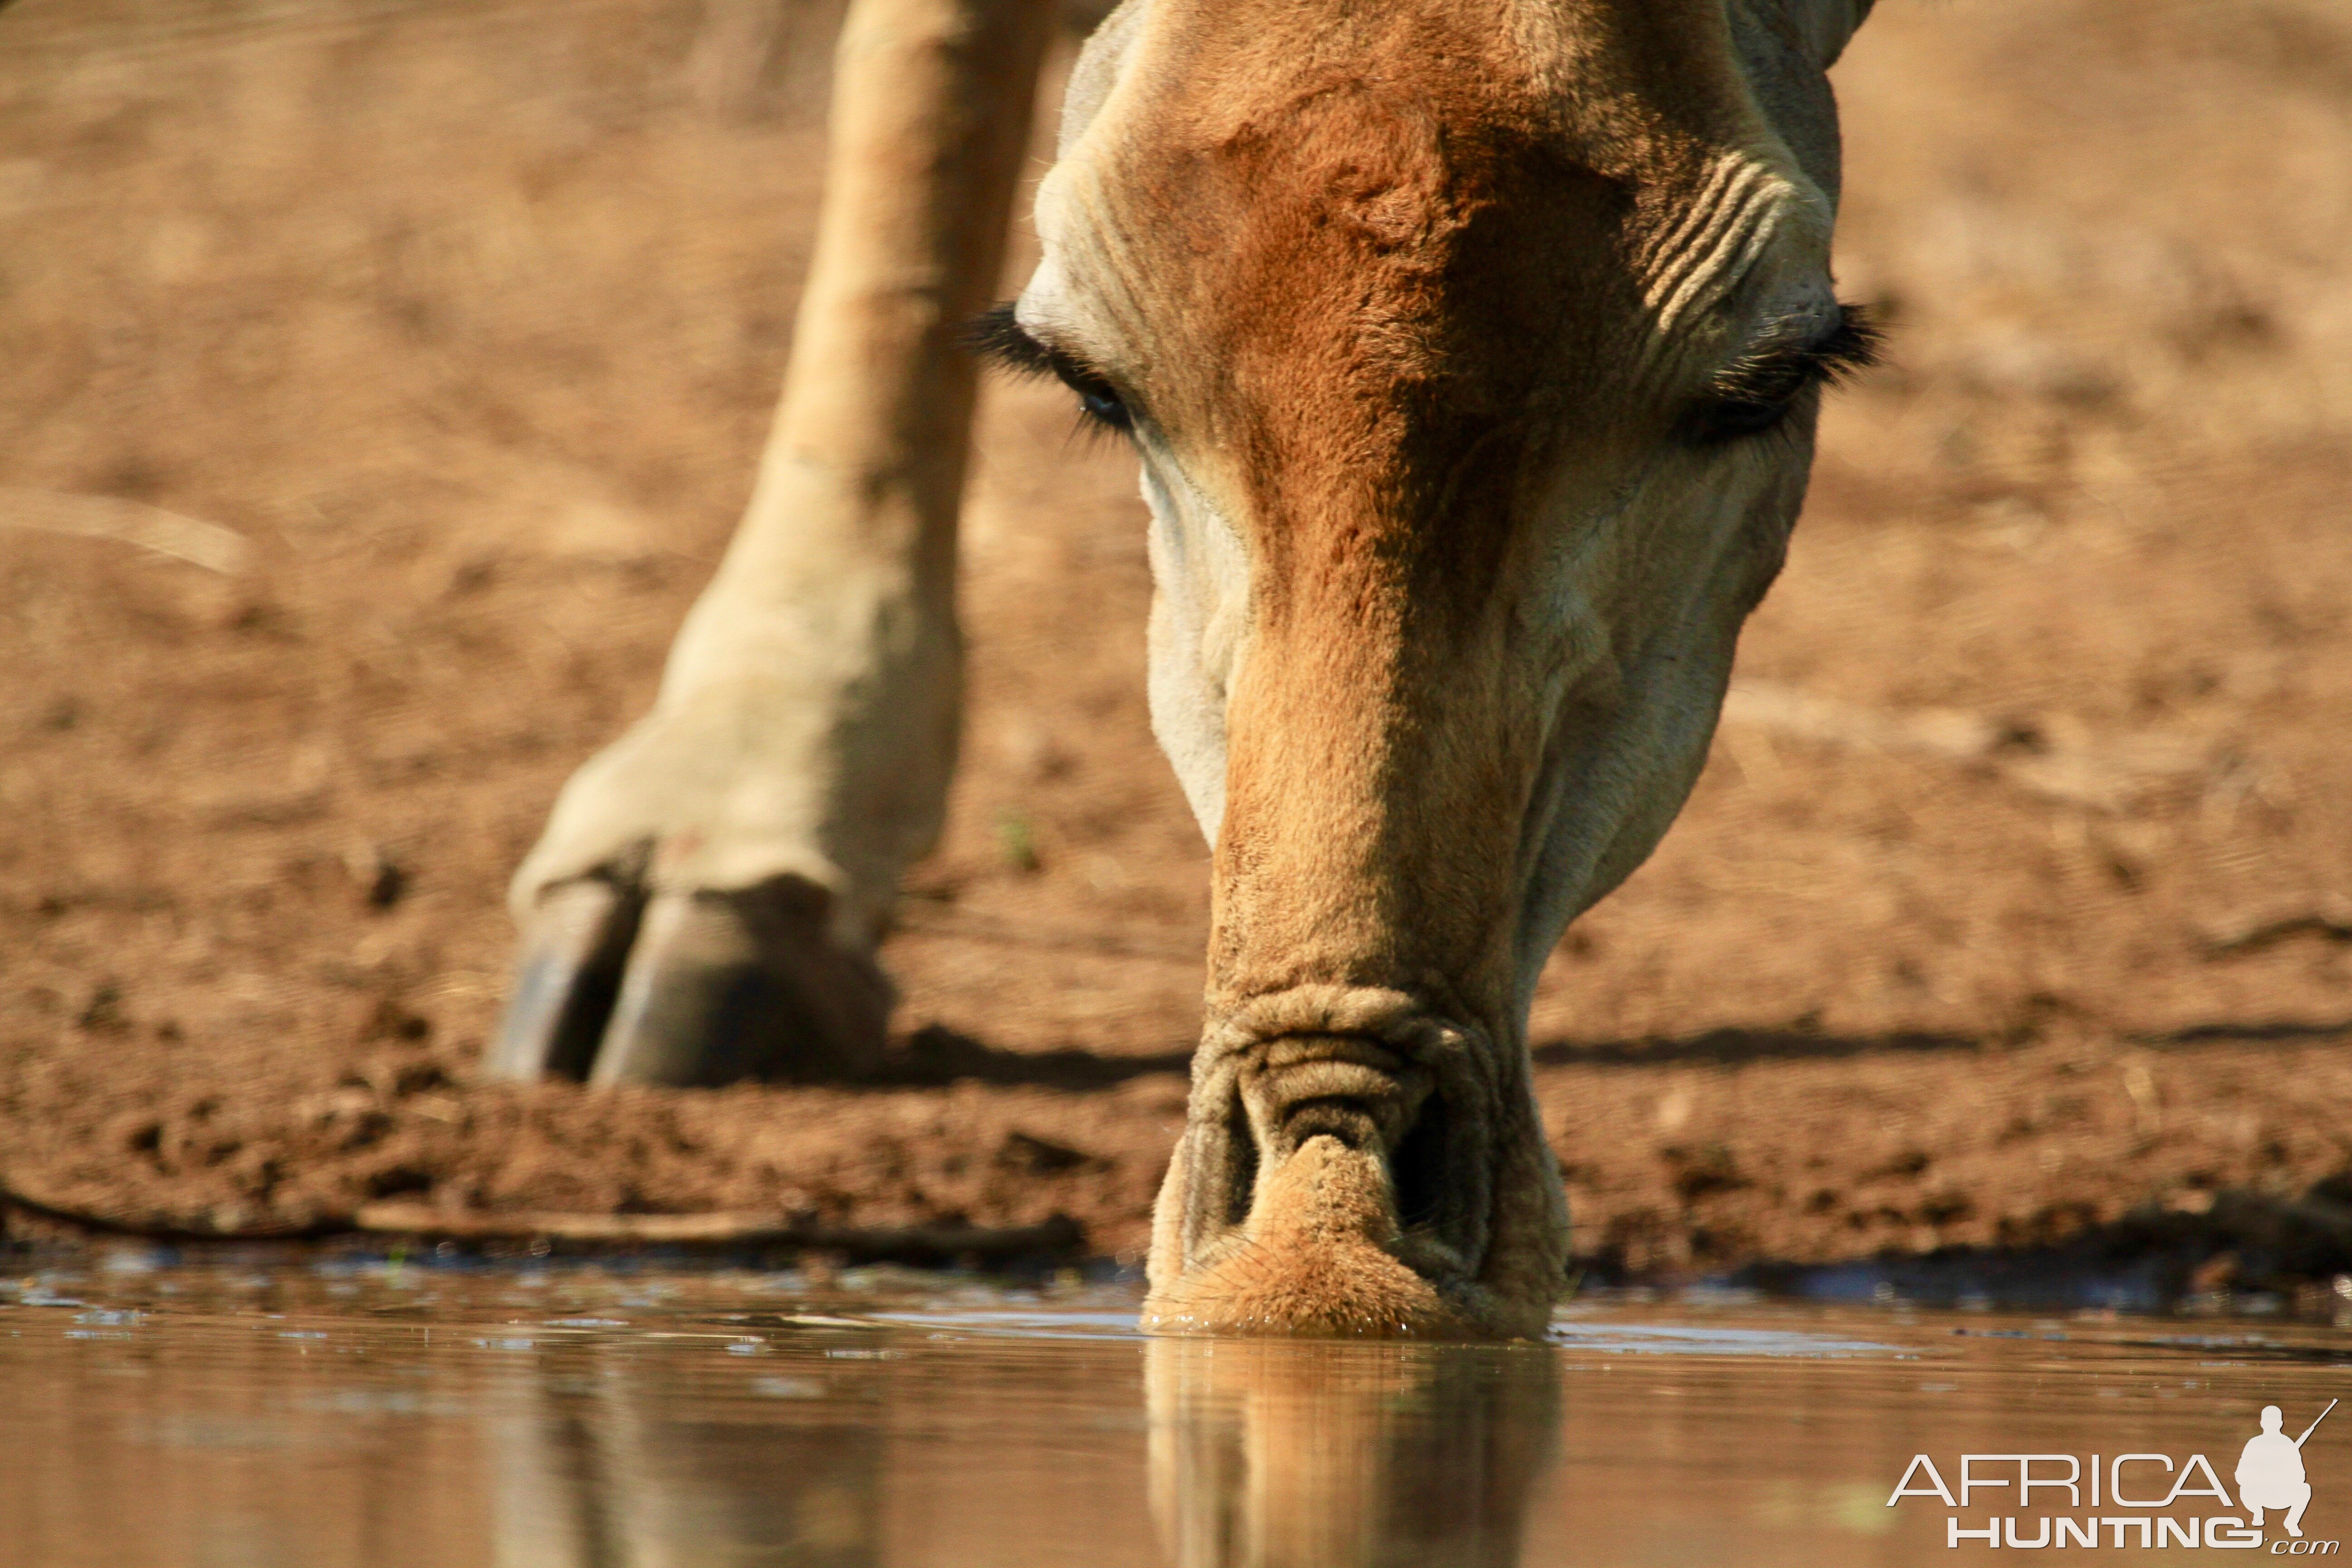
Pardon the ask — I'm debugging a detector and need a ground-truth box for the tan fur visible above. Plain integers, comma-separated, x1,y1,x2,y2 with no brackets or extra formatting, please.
495,0,1055,1085
513,0,1054,950
1024,0,1872,1336
505,0,1875,1337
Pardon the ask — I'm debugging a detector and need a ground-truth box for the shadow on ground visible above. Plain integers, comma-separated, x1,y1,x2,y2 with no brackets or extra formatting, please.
873,1024,1192,1090
1719,1178,2352,1315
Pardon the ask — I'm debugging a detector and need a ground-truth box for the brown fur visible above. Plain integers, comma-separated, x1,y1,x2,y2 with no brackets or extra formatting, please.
1033,0,1869,1335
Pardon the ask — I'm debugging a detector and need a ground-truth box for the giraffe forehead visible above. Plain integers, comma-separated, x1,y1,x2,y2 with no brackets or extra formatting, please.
1043,0,1820,389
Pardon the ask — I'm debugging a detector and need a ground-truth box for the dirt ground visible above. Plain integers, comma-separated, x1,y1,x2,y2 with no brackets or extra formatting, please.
5,0,2352,1290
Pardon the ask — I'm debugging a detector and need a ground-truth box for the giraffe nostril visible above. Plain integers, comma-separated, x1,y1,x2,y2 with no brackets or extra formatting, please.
1279,1095,1386,1151
1267,1087,1451,1234
1226,1032,1490,1281
1387,1093,1452,1231
1152,993,1539,1335
1220,1089,1257,1229
1245,1034,1432,1154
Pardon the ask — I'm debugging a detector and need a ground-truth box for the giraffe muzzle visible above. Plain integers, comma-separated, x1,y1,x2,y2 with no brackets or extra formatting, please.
1142,990,1532,1337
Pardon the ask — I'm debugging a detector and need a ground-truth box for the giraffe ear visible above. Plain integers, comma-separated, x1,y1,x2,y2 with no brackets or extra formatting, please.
1798,0,1877,68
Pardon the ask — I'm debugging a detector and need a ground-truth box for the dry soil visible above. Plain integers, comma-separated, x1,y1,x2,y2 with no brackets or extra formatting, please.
5,0,2352,1291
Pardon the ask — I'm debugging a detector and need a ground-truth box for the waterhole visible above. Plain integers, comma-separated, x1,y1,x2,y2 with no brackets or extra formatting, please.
2,1256,2348,1565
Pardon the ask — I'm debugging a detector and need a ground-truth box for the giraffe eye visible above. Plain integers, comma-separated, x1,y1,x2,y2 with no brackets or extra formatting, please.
1690,303,1883,445
1057,368,1132,431
1692,389,1806,441
969,302,1135,432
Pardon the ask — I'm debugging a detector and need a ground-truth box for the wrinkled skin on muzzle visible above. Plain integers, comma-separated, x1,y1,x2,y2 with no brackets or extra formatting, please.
1008,0,1873,1337
1146,992,1567,1338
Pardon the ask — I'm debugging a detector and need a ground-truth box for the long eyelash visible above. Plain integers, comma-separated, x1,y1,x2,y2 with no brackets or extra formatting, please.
965,301,1058,377
1812,302,1885,382
1713,302,1884,409
965,300,1133,433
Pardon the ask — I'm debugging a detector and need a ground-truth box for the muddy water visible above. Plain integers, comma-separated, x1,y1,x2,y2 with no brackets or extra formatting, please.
3,1258,2351,1566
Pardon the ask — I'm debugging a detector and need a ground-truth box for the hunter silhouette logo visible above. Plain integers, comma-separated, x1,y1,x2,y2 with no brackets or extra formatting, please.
2242,1401,2334,1539
1887,1399,2340,1550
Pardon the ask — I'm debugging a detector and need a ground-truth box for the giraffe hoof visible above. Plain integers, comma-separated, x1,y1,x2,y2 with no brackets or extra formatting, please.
488,870,892,1087
485,876,642,1082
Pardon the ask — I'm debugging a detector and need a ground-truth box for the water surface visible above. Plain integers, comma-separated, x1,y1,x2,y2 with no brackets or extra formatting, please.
4,1255,2349,1565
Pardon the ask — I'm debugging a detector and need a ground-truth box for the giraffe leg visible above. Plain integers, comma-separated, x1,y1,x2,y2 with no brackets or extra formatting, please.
489,0,1057,1086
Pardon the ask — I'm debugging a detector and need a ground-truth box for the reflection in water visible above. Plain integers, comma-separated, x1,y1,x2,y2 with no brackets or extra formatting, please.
1147,1340,1560,1568
485,1335,1558,1568
15,1265,2352,1568
491,1353,882,1568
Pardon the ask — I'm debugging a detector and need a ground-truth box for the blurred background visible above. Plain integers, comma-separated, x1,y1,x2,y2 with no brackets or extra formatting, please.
2,0,2350,1286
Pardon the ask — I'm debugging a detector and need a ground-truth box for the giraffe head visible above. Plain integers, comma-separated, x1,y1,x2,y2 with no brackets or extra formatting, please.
985,0,1877,1336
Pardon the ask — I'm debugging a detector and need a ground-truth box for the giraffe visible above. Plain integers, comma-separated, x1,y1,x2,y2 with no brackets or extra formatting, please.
490,0,1878,1337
